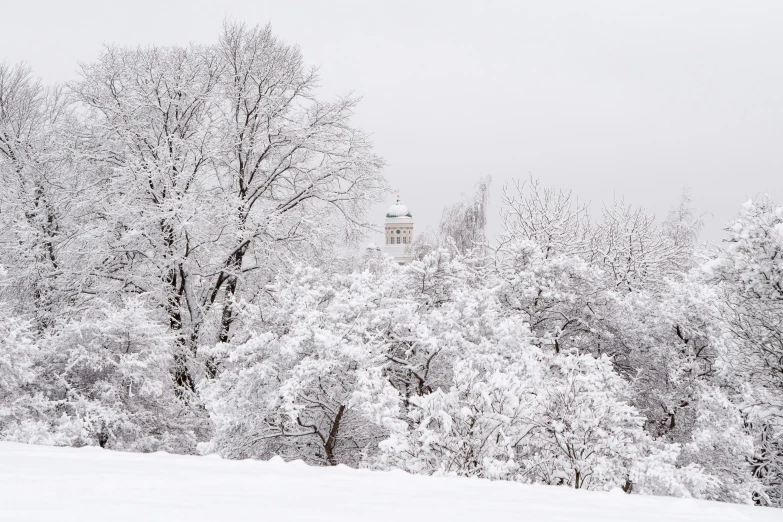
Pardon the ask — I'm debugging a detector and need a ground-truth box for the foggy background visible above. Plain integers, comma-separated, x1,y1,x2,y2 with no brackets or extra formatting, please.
2,0,780,245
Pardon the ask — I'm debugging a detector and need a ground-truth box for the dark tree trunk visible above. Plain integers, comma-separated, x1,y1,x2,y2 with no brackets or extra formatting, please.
208,244,247,378
324,405,346,466
162,220,196,396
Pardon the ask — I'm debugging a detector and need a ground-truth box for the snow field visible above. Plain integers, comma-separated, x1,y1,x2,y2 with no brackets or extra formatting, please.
0,442,779,522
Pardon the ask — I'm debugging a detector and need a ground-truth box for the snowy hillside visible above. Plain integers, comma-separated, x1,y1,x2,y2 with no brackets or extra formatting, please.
0,442,778,522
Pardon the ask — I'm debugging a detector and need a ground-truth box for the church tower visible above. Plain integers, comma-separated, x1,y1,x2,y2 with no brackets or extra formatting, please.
384,194,414,264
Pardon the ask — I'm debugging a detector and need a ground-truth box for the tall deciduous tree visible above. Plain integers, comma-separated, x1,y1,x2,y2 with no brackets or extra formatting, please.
0,63,88,330
72,23,387,392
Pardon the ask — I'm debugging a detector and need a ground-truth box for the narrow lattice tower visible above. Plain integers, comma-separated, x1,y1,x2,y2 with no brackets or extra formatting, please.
384,194,414,264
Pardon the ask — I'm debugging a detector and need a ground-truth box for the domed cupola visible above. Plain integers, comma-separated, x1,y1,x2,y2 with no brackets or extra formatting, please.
386,200,412,218
383,194,414,264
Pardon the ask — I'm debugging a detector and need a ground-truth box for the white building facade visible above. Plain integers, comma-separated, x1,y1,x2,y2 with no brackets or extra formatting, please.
383,196,414,264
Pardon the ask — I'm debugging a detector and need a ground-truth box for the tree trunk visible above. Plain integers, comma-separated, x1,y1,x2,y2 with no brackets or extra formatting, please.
324,405,346,466
208,244,247,378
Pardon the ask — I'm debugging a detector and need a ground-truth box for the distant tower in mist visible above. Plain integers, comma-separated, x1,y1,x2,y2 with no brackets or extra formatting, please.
383,194,414,264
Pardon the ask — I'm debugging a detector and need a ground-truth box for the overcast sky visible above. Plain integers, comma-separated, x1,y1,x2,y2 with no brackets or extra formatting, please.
2,1,781,244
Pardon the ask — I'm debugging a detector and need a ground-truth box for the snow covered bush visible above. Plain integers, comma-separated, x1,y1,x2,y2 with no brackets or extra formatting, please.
0,311,43,440
0,299,201,452
629,444,718,499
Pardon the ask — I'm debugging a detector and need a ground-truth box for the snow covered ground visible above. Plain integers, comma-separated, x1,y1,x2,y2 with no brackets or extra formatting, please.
0,442,778,522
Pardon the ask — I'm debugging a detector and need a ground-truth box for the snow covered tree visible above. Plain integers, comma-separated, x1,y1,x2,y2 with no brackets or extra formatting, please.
73,42,224,393
662,188,703,256
496,237,602,353
0,63,90,330
72,23,387,393
588,197,692,293
377,277,540,478
378,281,714,495
382,248,496,403
496,178,606,353
515,353,652,490
703,196,783,505
203,263,403,466
678,385,762,504
439,176,491,255
499,177,591,259
705,197,783,398
206,22,386,351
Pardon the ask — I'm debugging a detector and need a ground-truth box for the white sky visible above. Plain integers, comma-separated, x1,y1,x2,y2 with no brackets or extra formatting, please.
2,0,781,243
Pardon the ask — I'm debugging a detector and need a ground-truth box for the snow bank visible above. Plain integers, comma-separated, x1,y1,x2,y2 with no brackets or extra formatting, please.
0,442,778,522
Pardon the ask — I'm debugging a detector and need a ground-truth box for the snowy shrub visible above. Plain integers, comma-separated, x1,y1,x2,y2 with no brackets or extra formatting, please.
0,299,201,452
630,444,718,499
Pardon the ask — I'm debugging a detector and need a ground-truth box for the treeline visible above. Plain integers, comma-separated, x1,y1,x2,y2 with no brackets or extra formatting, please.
0,24,781,507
